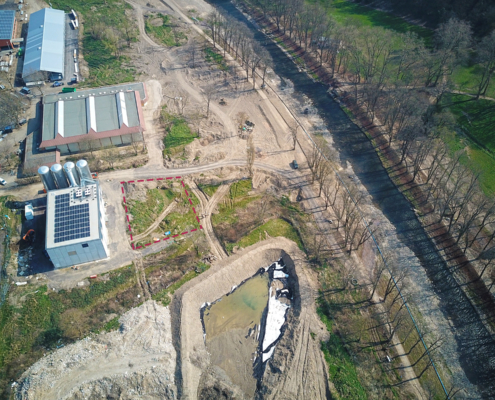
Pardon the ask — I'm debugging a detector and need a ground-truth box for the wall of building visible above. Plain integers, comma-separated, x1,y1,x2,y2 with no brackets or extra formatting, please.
50,132,144,155
47,238,108,269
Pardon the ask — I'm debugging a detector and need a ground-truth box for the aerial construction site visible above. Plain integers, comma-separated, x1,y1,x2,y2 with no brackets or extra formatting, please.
0,0,494,398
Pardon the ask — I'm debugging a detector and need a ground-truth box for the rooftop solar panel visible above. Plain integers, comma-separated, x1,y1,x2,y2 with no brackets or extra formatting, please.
0,10,15,40
53,192,91,243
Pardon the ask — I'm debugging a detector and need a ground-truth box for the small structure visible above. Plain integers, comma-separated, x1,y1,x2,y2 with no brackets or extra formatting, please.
40,160,109,269
39,82,147,154
0,10,17,49
22,8,65,83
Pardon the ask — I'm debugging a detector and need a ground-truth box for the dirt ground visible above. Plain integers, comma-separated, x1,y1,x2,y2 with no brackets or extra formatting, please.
171,237,330,400
15,301,177,399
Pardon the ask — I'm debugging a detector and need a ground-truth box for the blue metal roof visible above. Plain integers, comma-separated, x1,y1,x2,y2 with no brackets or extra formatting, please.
23,8,65,79
0,10,15,40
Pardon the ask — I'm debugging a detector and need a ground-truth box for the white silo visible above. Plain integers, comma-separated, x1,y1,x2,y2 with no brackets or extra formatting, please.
38,166,57,191
50,164,69,189
76,159,92,182
63,162,80,187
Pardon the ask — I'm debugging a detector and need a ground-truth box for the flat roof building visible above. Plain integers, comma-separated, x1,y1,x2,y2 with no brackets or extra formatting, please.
40,82,147,154
23,8,65,83
45,179,109,269
0,10,17,49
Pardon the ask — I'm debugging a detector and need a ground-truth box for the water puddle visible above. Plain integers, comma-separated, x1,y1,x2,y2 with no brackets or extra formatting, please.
203,273,269,340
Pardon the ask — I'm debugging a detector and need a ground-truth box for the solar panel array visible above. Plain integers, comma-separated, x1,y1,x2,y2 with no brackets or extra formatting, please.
0,11,15,40
54,193,90,243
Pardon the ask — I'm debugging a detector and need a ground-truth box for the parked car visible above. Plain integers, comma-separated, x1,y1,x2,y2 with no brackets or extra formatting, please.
0,84,5,90
0,178,6,186
52,81,64,87
293,160,299,169
18,118,27,125
19,87,31,95
2,126,13,133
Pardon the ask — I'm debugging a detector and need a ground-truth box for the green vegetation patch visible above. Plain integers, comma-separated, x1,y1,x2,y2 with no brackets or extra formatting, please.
229,218,303,253
0,265,137,396
157,185,200,236
204,47,229,70
198,183,220,197
152,262,210,306
441,94,495,194
327,0,432,45
126,187,176,236
162,112,198,156
145,13,187,47
317,306,368,400
50,0,137,86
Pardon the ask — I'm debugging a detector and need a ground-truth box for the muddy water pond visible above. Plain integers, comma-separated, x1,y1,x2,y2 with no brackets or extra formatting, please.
203,274,269,339
202,273,270,398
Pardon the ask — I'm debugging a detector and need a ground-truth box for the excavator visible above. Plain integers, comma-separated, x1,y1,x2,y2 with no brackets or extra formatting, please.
23,229,36,243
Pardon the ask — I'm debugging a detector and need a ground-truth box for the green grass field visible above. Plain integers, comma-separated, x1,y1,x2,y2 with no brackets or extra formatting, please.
163,114,198,155
325,0,433,45
51,0,136,86
145,14,187,47
441,94,495,194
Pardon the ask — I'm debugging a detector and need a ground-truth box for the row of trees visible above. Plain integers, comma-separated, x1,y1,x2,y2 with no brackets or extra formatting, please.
245,0,495,100
205,10,273,89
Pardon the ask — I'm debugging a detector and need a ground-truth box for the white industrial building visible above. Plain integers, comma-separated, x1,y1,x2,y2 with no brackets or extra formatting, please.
40,160,109,269
23,8,65,83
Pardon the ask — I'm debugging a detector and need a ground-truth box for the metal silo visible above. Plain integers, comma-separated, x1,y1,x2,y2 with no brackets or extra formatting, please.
63,161,80,187
76,159,92,182
50,164,69,189
38,166,57,191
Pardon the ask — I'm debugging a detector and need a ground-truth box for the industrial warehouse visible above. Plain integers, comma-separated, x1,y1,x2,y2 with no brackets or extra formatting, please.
39,82,147,154
38,160,109,269
22,8,65,83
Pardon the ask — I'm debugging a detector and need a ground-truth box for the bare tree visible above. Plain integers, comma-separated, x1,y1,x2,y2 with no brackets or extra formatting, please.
246,134,255,177
426,18,472,87
188,38,200,69
317,159,332,197
174,90,189,115
203,84,216,118
475,30,495,99
307,142,323,184
288,121,299,150
0,91,24,129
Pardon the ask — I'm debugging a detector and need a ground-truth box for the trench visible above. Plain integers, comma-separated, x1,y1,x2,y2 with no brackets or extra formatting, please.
204,0,495,396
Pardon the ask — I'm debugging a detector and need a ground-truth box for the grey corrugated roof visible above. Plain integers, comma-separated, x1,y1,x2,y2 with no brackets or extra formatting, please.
42,102,55,141
23,8,65,78
94,95,119,132
124,92,139,127
0,10,15,40
64,99,87,137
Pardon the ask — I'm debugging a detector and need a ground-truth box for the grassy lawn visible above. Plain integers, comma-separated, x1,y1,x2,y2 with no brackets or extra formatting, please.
145,13,187,47
163,113,199,156
126,187,176,235
441,94,495,195
229,218,303,253
50,0,137,86
325,0,433,45
452,63,495,100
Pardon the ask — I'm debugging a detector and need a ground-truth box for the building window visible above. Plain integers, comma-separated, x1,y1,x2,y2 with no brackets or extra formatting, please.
68,251,77,256
82,243,89,248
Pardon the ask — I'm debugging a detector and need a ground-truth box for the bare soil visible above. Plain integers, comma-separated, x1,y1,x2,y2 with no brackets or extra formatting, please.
15,301,178,400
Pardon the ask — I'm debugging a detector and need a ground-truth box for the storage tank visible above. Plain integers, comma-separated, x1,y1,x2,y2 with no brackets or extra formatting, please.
50,164,69,189
38,166,57,191
63,162,80,187
76,159,92,182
